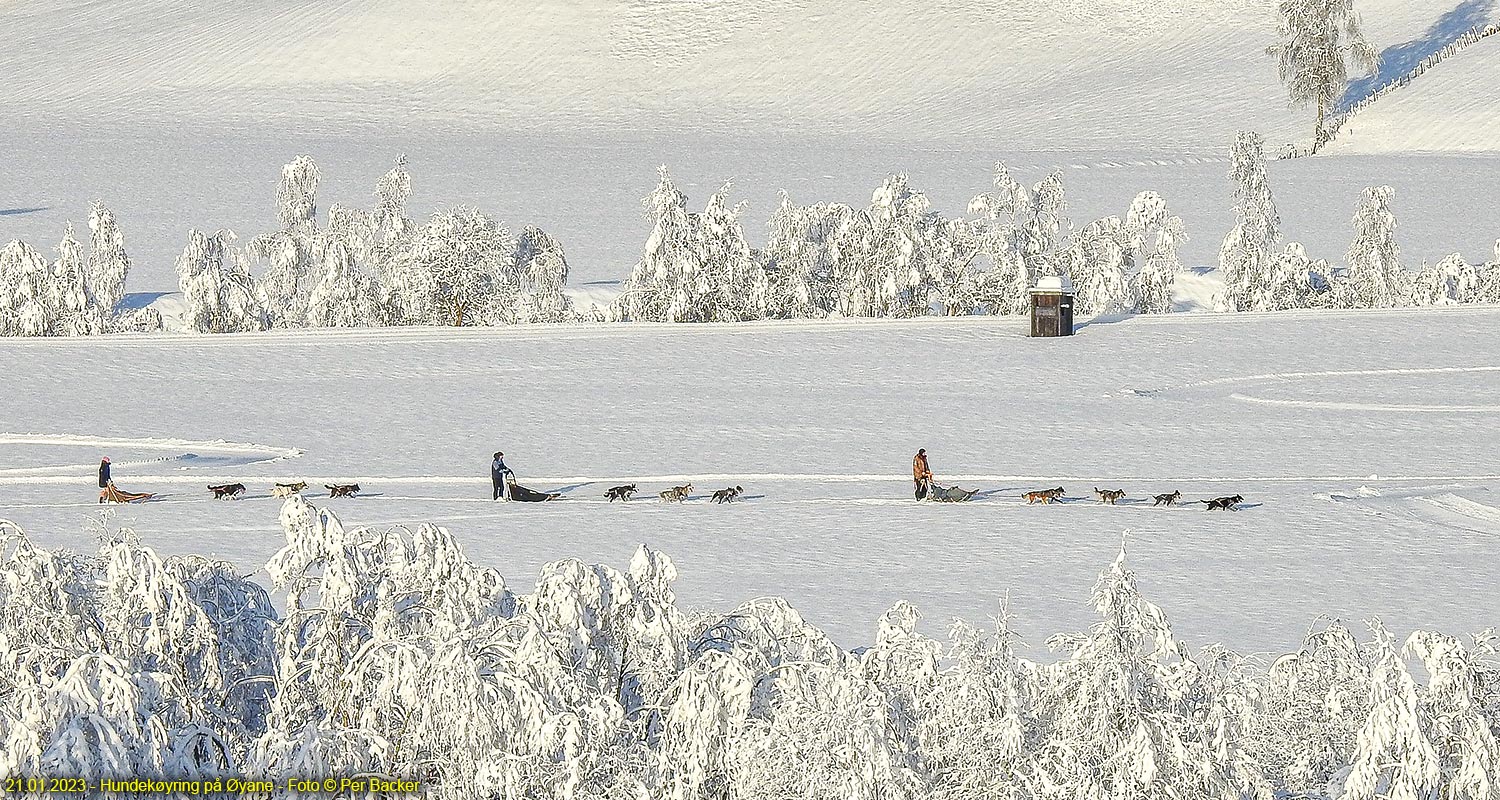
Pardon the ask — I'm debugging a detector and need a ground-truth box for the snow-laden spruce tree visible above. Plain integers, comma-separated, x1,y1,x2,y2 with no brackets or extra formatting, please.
1125,191,1187,314
85,202,131,318
0,239,58,336
1267,0,1379,150
48,224,103,336
1337,185,1408,308
514,225,577,323
968,163,1069,314
1064,216,1136,315
1219,132,1282,311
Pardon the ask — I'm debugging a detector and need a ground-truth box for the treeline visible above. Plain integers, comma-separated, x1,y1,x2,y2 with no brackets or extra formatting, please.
3,137,1499,336
1,503,1497,797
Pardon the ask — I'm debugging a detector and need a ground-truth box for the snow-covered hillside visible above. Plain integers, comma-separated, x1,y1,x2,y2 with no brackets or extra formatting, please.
4,0,1301,148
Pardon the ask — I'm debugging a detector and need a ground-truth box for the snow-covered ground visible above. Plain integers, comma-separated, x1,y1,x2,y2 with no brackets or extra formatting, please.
3,309,1498,653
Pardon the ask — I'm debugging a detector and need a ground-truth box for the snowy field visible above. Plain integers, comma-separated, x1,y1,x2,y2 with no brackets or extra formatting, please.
4,309,1498,654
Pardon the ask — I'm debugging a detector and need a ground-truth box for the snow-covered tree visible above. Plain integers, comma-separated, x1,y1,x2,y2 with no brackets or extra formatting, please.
371,155,414,263
381,208,516,326
48,224,102,336
1336,185,1408,308
514,225,576,323
85,202,131,317
0,239,57,336
1267,0,1379,149
276,155,321,231
1064,216,1135,315
1036,548,1271,799
1125,191,1187,314
1219,132,1282,311
968,163,1069,314
1410,254,1489,306
305,236,379,328
170,228,264,335
615,169,767,323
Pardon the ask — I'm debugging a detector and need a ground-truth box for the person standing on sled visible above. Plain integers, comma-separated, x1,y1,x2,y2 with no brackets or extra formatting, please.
491,451,514,500
99,456,113,502
912,448,933,500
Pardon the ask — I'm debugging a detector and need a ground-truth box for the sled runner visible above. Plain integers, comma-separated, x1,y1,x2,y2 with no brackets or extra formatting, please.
926,484,978,503
99,484,154,504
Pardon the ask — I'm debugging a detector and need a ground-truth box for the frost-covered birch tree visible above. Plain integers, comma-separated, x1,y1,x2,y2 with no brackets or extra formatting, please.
305,236,379,328
1219,132,1282,311
1125,191,1186,314
1338,185,1408,308
1268,0,1379,149
514,225,576,323
1064,216,1135,315
968,163,1068,314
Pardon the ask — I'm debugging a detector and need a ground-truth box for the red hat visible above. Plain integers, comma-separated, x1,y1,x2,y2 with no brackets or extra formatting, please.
102,456,111,463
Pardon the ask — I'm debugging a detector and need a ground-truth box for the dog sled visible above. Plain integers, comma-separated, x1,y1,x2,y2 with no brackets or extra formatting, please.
100,484,154,504
925,483,978,503
507,482,563,502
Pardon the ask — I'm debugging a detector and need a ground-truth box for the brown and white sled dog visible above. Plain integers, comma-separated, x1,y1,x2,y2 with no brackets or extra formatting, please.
605,484,638,502
272,481,309,498
1023,487,1066,504
1152,490,1182,507
659,484,693,503
208,483,247,500
326,483,361,498
711,486,744,504
1094,487,1126,505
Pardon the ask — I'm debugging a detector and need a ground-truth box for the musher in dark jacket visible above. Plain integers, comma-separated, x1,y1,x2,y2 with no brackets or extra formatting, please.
491,452,514,500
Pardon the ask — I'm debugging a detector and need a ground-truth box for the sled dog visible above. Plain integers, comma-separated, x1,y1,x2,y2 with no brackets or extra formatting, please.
711,485,744,504
1094,487,1126,505
208,483,247,500
1197,494,1244,511
605,484,638,502
659,484,693,502
272,481,308,498
1023,487,1066,504
1152,490,1182,507
326,483,361,498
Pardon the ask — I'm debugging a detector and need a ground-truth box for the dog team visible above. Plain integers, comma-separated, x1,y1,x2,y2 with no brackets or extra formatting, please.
1018,485,1244,511
101,449,1244,510
917,449,1246,510
206,481,361,500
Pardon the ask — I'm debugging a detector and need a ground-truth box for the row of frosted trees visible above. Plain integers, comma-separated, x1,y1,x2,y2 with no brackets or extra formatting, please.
1217,131,1500,311
2,501,1497,798
5,141,1500,335
0,205,156,336
172,156,583,334
613,166,1186,322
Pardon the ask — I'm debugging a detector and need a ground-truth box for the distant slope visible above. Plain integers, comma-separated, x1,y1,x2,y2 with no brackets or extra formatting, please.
1325,33,1500,154
3,0,1300,150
